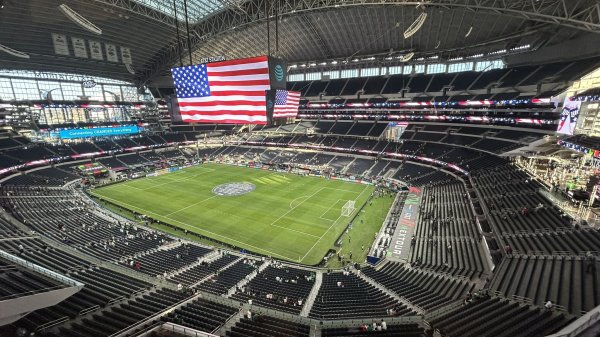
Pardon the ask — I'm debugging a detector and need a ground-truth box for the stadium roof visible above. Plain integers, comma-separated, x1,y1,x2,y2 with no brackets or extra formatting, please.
0,0,599,86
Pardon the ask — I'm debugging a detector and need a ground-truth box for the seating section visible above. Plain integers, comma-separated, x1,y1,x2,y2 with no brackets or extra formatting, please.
410,182,486,277
16,267,151,331
4,167,80,186
362,262,472,311
322,324,423,337
473,165,572,234
489,255,600,315
502,228,600,255
0,186,173,261
2,240,90,273
427,297,575,337
53,288,190,337
122,244,212,277
165,297,239,333
170,253,238,287
227,315,310,337
232,264,316,314
310,273,412,319
0,257,67,300
197,259,260,295
290,58,600,102
0,218,26,237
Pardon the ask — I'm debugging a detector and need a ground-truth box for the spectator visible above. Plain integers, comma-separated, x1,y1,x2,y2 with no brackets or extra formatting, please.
586,252,596,273
505,245,513,255
464,292,472,305
544,300,553,311
381,319,387,330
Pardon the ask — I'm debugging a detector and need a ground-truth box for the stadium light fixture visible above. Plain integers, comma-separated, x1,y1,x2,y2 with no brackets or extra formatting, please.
400,52,414,62
465,26,473,38
59,4,102,35
330,61,338,65
468,53,484,59
0,43,30,59
404,12,427,39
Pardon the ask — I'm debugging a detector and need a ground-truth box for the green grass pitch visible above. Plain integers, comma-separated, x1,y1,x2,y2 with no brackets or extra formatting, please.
91,163,375,265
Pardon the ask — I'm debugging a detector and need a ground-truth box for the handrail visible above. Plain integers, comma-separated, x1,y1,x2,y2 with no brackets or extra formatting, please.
110,291,199,337
545,306,600,337
0,249,83,288
139,322,220,337
79,304,100,316
35,316,69,331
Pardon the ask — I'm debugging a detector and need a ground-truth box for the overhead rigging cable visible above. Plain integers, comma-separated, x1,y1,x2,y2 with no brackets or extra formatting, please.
275,0,279,57
172,0,183,67
183,0,193,65
266,0,271,56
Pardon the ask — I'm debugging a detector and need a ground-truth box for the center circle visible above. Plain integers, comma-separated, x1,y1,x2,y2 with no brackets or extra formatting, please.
212,182,256,196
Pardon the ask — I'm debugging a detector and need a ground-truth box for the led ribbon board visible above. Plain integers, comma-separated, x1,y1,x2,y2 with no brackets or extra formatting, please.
59,125,140,139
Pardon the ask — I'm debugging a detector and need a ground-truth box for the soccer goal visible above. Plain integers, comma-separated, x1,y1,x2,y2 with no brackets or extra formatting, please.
341,200,356,217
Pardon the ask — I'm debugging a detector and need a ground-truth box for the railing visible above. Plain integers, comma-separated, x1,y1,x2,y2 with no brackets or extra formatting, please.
138,322,220,337
423,299,463,321
511,295,533,306
0,249,83,288
35,316,69,331
545,307,600,337
79,304,100,316
110,292,199,337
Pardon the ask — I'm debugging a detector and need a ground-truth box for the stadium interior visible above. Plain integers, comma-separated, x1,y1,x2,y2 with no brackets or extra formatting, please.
1,1,600,337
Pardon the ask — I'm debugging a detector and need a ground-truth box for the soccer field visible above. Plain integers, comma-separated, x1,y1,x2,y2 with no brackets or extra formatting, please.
91,163,375,265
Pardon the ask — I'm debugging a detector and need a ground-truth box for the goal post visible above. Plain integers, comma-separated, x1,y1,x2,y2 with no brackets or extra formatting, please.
341,200,356,217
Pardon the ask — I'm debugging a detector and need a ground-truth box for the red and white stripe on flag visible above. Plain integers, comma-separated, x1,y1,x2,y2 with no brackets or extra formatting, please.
273,91,301,118
176,56,270,124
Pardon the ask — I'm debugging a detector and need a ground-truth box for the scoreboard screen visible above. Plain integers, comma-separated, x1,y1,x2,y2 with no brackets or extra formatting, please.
171,56,300,124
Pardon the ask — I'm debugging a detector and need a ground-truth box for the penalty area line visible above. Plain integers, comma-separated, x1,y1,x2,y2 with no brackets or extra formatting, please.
300,184,370,263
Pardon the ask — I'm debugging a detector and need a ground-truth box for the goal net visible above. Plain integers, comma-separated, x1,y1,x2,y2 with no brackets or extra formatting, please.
341,200,356,217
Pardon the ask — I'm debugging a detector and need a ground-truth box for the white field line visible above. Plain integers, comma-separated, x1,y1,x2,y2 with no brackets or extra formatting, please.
165,195,218,217
323,187,362,193
268,187,327,238
319,199,343,221
90,192,296,261
300,184,370,262
138,168,216,190
289,195,310,209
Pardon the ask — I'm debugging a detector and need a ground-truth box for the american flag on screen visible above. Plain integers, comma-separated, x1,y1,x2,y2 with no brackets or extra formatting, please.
171,56,270,124
273,90,301,118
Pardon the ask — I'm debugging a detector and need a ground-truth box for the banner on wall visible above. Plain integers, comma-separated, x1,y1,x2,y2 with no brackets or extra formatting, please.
71,37,88,58
52,33,70,56
89,41,103,60
105,43,118,62
557,98,582,135
121,47,132,64
387,186,422,261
